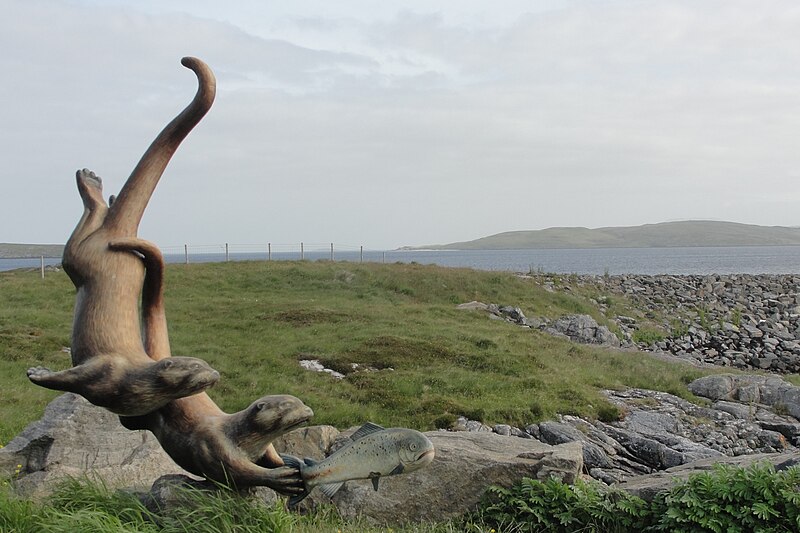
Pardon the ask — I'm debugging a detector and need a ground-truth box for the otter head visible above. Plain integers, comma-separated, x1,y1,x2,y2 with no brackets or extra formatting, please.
153,356,220,397
245,394,314,435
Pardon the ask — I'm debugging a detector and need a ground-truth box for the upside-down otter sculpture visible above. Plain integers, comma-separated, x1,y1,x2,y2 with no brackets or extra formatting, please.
27,58,221,416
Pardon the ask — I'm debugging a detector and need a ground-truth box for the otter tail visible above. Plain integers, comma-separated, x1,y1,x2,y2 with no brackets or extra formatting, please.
108,238,171,360
104,57,216,236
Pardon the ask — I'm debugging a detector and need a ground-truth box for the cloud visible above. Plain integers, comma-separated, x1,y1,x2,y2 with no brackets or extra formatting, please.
4,0,800,248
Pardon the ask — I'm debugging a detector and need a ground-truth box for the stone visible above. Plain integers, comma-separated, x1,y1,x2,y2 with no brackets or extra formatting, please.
330,431,583,525
0,393,184,499
456,301,489,311
546,314,621,347
688,375,736,400
273,425,340,461
138,474,279,515
616,451,800,501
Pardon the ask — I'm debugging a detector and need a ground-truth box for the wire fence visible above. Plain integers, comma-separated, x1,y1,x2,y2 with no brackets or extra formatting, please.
158,242,391,264
0,242,398,278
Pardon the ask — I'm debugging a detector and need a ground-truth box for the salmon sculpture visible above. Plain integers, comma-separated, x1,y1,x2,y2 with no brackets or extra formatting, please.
281,422,435,505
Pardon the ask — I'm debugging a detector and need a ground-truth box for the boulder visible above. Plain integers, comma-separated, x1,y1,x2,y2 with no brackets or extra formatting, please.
330,431,583,525
273,425,340,460
0,393,185,498
616,451,800,501
689,374,800,419
545,315,621,347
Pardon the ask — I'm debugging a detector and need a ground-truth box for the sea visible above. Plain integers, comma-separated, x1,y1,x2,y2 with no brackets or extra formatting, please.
4,245,800,276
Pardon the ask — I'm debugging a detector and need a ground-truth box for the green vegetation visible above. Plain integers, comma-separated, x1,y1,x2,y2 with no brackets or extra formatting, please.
4,463,797,532
632,326,666,345
0,243,64,259
0,478,483,532
3,260,786,531
0,260,709,443
478,462,800,533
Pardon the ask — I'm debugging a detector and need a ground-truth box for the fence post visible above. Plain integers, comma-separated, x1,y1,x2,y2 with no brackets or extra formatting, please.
225,243,229,262
268,243,271,261
184,244,188,265
382,251,386,263
360,246,363,263
301,242,304,260
330,243,334,262
40,256,45,279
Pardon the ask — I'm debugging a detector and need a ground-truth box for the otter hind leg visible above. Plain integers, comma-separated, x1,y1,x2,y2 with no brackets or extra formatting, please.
76,168,107,211
65,169,110,271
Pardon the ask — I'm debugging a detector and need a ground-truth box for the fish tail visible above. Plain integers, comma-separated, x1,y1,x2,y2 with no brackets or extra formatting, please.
288,492,310,507
280,454,304,470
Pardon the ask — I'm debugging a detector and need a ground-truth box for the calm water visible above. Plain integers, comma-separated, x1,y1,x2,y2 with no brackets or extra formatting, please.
6,246,800,275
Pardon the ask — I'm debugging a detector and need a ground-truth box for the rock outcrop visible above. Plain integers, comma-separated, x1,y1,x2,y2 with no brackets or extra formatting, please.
0,393,181,498
454,381,798,486
457,301,620,347
616,450,800,501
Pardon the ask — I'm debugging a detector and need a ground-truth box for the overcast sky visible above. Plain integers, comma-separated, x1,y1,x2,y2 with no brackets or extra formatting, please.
4,0,800,250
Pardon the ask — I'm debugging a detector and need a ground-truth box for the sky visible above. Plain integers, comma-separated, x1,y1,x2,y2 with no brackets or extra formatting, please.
3,0,800,250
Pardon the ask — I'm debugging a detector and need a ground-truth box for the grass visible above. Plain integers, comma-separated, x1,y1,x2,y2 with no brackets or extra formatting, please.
0,260,710,444
0,477,491,532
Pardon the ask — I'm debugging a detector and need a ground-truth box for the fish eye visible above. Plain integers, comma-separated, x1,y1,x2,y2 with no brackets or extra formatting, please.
409,443,418,451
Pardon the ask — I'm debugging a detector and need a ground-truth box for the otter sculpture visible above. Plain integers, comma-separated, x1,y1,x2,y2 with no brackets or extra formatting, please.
30,56,310,496
27,58,220,416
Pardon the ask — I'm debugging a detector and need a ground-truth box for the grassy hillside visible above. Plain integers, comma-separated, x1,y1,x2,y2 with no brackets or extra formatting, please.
0,260,711,445
417,220,800,249
0,243,64,259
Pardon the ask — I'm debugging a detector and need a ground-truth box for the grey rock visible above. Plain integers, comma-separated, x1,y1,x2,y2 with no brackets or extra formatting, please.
456,301,489,311
537,421,585,445
330,432,583,525
616,451,800,501
273,425,340,461
547,314,621,347
0,393,183,499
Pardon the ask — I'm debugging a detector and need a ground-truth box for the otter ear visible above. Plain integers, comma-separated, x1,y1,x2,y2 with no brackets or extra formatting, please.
162,359,174,369
256,402,266,411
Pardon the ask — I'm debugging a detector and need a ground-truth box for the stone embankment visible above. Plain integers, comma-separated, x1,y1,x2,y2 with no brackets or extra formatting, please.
584,274,800,373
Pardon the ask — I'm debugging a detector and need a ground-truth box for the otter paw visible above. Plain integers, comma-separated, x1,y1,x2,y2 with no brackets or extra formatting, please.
268,466,305,495
76,168,106,208
27,366,53,382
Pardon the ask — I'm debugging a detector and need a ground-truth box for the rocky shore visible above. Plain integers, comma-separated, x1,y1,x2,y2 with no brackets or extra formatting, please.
584,273,800,373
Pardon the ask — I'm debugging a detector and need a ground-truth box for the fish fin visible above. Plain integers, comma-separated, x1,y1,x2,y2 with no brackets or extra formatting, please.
389,463,405,475
303,457,317,467
279,454,304,470
288,491,310,507
318,481,344,499
350,421,385,441
371,476,380,491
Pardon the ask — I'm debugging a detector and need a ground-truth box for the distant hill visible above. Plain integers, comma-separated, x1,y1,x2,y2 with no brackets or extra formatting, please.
0,243,64,259
409,221,800,250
